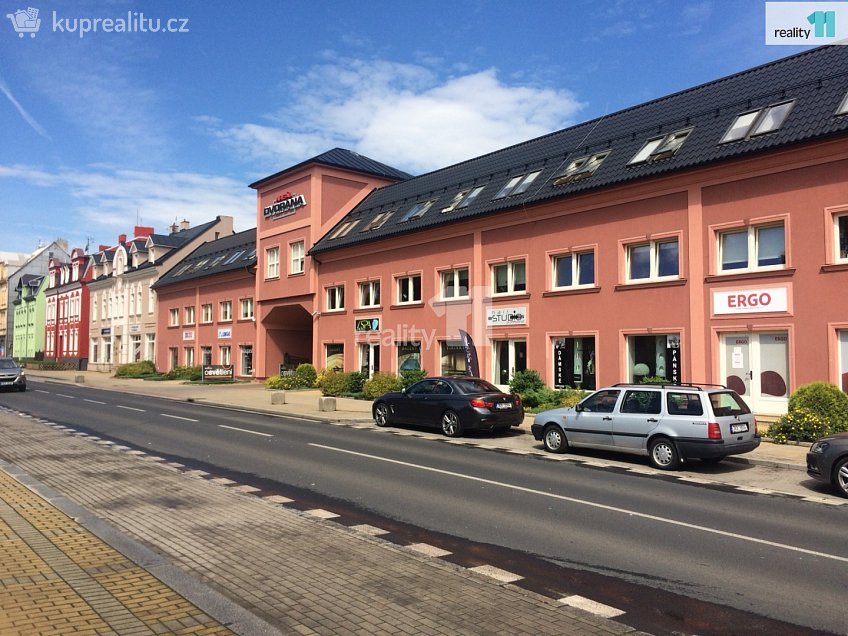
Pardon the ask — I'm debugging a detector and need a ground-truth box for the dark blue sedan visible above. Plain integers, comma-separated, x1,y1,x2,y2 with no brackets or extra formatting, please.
807,432,848,498
372,376,523,437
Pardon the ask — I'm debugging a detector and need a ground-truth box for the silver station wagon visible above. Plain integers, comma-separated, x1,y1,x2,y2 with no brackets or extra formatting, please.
531,383,760,470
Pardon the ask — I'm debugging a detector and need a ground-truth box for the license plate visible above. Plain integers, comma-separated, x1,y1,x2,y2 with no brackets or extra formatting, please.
496,402,513,410
730,423,749,434
0,381,11,386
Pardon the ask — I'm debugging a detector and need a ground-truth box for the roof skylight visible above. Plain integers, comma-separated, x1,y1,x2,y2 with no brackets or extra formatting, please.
399,200,436,222
720,101,794,143
442,186,485,213
328,219,360,239
554,151,610,185
628,128,693,165
224,250,246,265
363,210,395,232
493,170,542,199
838,91,848,116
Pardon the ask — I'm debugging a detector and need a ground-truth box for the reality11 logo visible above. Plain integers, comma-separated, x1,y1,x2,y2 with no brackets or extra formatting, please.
807,10,836,37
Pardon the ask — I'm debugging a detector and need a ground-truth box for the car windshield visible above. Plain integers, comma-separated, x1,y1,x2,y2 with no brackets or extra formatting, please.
709,391,751,416
0,359,19,369
453,378,501,394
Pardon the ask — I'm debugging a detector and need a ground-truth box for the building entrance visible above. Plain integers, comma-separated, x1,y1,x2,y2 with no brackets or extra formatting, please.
721,332,789,415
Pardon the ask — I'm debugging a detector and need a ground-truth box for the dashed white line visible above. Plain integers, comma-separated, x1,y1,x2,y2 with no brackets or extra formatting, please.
35,389,49,394
160,413,198,422
117,405,145,412
218,424,272,437
84,399,107,405
56,394,75,399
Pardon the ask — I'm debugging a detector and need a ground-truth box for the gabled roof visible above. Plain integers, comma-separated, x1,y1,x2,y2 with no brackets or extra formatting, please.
152,228,257,289
311,46,848,255
249,147,412,189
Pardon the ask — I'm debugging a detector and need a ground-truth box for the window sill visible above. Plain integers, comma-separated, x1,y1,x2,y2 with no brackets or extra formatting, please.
218,320,233,324
820,263,848,273
322,309,347,316
390,302,425,310
353,306,382,314
431,298,473,307
486,293,531,302
542,287,601,298
614,278,687,292
704,268,795,283
288,272,305,278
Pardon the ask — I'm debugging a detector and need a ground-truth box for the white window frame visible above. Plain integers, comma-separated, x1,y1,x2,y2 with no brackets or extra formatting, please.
440,268,470,300
266,246,279,279
629,128,693,165
552,250,595,289
717,223,786,273
169,308,179,327
326,285,345,312
720,101,794,143
399,200,436,223
219,345,231,366
184,306,195,325
493,171,541,200
290,241,305,274
491,260,526,295
396,275,422,305
626,238,679,283
240,297,254,320
220,300,232,322
201,303,213,324
358,281,381,308
834,213,848,262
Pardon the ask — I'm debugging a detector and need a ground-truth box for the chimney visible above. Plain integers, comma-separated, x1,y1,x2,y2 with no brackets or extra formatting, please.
118,233,127,244
179,219,190,231
134,225,155,238
169,223,179,235
99,244,109,252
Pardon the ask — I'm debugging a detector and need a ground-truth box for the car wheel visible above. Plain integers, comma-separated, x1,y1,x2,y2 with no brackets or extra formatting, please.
834,457,848,498
649,437,680,470
542,425,568,454
701,456,725,465
441,410,462,437
373,403,391,427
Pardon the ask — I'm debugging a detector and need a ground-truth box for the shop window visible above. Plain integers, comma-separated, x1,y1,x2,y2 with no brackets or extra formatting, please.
440,341,467,375
397,275,422,304
440,268,469,300
718,223,785,272
720,101,794,143
266,246,279,279
168,347,178,371
326,343,344,371
493,171,541,199
359,281,380,308
397,342,421,372
326,285,345,311
219,345,231,366
220,300,232,322
834,214,848,262
628,334,680,383
492,260,526,295
628,128,693,165
552,251,594,288
240,345,253,376
839,331,848,392
201,303,213,323
290,241,305,274
553,337,596,390
626,238,678,282
169,308,179,327
240,298,254,320
184,306,195,325
201,346,212,366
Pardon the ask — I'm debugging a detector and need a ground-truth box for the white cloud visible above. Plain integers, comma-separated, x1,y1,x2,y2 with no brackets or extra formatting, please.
202,58,585,174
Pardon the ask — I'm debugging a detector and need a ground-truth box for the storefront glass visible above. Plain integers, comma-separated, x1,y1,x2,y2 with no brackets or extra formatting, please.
440,341,467,375
397,342,421,372
628,334,680,383
553,337,596,390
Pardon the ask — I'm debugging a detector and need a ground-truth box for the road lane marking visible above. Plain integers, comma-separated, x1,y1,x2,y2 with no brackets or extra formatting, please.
84,399,106,405
218,424,272,437
559,595,625,618
35,389,49,394
310,443,848,565
56,394,75,399
160,414,198,422
117,405,145,412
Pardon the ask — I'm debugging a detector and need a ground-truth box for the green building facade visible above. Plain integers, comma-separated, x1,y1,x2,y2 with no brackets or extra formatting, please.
12,275,46,359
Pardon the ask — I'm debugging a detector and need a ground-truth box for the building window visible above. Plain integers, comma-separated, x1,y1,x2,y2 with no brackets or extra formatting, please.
553,337,596,390
397,342,421,372
184,306,195,325
326,285,345,311
554,152,610,185
493,170,541,199
552,251,594,288
201,303,213,323
359,281,380,308
168,347,177,371
146,334,155,362
492,260,526,295
220,300,232,322
627,239,679,282
720,101,794,143
362,210,395,232
718,224,785,272
442,186,485,213
185,347,195,367
169,308,179,327
148,287,155,314
326,343,344,371
239,345,252,375
629,128,693,165
399,200,436,223
440,268,469,299
838,91,848,116
290,241,305,274
834,214,848,261
328,219,360,239
201,346,212,366
219,345,231,366
240,298,254,320
440,341,467,375
131,335,142,362
628,334,679,383
266,246,279,279
396,275,422,304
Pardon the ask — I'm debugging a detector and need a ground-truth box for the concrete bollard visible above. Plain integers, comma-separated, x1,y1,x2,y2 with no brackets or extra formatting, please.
74,375,85,384
318,396,336,412
271,391,286,405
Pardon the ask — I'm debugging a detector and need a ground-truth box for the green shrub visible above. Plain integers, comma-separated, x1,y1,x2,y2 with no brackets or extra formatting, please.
509,369,544,395
363,372,403,399
787,382,848,430
400,369,427,389
344,371,367,394
521,386,586,411
165,365,202,381
114,360,157,378
318,370,348,396
294,363,317,388
767,407,831,444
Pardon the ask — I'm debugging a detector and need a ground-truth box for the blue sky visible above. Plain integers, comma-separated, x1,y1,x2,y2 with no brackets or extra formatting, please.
0,0,810,253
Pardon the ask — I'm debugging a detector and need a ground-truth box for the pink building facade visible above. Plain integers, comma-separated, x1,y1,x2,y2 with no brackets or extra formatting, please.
44,247,92,367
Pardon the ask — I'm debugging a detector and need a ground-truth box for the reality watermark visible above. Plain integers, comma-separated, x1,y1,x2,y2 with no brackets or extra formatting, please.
5,7,190,39
765,2,848,45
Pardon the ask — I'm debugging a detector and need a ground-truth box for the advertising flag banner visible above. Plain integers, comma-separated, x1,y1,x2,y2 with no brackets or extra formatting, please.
459,330,480,378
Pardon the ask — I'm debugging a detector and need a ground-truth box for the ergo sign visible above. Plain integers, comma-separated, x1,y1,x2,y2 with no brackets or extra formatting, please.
713,287,788,315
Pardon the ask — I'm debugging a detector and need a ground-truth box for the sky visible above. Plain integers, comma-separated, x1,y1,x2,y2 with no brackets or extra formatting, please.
0,0,812,254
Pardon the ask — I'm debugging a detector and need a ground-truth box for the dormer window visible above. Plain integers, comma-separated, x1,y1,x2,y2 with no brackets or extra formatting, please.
399,200,436,222
493,170,542,199
628,128,693,165
554,151,610,185
363,210,395,232
442,186,485,213
720,101,794,143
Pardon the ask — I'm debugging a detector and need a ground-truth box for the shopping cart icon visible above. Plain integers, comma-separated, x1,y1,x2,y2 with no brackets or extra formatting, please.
6,7,41,38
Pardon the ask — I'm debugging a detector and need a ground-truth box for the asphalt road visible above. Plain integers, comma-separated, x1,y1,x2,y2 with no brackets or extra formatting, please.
2,379,846,635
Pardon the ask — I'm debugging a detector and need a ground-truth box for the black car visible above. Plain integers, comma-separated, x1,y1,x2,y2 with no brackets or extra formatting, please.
806,432,848,498
0,357,26,392
372,376,523,437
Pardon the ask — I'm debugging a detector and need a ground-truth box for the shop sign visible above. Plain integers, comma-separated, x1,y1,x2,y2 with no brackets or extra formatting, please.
486,307,527,327
218,328,232,339
355,317,380,332
129,324,140,333
713,287,788,315
182,330,195,341
100,327,111,336
202,365,234,383
263,191,306,220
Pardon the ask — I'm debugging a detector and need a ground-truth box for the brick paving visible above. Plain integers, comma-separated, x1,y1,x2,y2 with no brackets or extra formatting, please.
0,407,644,635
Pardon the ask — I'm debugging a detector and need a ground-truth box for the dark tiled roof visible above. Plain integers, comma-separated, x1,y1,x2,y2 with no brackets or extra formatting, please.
152,228,257,289
249,148,412,189
312,46,848,255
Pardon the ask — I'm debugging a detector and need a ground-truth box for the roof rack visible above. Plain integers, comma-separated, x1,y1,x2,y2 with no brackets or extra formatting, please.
612,382,728,390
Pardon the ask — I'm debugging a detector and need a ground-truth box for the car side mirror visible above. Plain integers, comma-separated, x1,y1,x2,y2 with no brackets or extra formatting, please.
575,404,584,412
401,387,407,395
